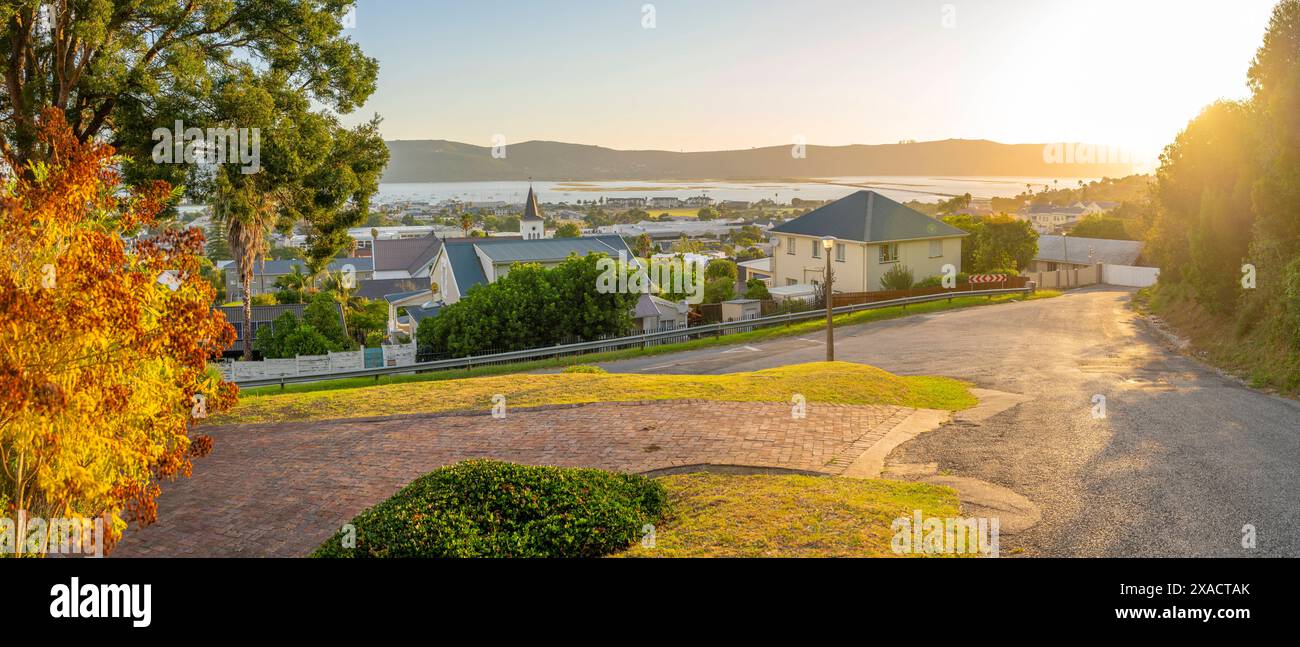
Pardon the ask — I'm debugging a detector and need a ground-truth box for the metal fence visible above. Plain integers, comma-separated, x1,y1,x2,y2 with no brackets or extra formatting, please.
232,287,1031,389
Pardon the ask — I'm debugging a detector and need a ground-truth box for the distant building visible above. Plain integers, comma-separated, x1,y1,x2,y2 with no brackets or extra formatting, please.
648,196,683,209
605,197,647,209
684,195,713,208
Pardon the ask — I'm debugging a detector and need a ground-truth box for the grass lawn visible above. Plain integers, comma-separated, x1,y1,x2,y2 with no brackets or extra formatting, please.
616,472,969,557
236,290,1058,399
221,361,976,425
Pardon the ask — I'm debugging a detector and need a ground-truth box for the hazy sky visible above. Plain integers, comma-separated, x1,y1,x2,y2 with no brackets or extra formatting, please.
342,0,1278,161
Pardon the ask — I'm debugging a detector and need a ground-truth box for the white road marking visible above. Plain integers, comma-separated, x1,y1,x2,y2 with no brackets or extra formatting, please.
721,345,762,353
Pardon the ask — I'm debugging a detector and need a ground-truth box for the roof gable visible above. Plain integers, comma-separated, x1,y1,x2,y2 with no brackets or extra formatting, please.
769,190,967,242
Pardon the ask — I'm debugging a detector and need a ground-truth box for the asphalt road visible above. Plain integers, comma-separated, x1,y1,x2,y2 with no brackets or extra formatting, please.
599,287,1300,557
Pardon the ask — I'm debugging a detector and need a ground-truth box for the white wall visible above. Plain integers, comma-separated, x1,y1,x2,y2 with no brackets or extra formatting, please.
1103,264,1160,287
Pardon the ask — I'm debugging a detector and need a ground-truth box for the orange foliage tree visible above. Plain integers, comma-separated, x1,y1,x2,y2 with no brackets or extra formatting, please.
0,110,237,556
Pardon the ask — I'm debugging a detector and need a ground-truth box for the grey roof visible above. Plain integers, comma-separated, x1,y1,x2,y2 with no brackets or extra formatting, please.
634,293,679,319
373,235,442,273
769,191,967,243
356,278,424,300
253,258,373,276
444,235,635,295
522,186,544,221
1036,235,1143,265
384,289,432,304
475,236,628,264
406,303,442,325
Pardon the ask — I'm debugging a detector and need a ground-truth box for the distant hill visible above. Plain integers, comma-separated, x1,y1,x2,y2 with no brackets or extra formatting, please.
381,139,1138,183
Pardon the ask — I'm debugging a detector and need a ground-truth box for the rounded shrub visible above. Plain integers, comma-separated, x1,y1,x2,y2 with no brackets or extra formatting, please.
312,460,668,558
561,364,607,374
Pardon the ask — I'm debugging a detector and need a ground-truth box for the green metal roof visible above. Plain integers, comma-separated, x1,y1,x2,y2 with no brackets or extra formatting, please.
770,190,968,243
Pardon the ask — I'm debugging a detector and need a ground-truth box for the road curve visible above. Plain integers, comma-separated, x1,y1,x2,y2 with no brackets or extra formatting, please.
599,287,1300,557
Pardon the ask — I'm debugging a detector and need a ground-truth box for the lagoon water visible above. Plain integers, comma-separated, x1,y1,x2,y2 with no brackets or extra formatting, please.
376,176,1100,206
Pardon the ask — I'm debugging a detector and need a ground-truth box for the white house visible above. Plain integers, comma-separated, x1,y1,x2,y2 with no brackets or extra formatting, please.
768,190,967,292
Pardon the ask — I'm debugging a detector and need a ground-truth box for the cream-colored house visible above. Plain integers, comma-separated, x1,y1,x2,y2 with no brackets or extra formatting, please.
768,191,967,292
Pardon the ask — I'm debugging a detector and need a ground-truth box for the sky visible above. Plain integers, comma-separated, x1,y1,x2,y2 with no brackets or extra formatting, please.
341,0,1279,162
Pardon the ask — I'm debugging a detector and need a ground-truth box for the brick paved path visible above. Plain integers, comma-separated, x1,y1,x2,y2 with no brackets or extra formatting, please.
112,400,914,557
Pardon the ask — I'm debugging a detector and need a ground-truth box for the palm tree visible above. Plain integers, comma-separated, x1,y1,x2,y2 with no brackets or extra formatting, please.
273,265,310,303
218,204,275,360
321,269,364,342
460,213,473,237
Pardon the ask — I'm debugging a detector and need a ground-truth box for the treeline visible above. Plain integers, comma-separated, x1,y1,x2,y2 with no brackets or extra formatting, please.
1145,0,1300,387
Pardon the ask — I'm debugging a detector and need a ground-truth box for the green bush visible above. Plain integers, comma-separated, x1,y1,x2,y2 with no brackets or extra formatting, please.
561,364,607,374
880,264,915,290
312,460,669,558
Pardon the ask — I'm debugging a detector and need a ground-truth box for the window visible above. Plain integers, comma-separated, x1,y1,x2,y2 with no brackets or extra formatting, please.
879,243,899,263
811,240,820,258
835,243,846,262
786,237,796,255
929,240,943,258
786,278,798,286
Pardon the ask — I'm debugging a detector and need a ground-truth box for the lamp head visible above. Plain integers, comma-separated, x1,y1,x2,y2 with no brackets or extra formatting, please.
821,236,836,251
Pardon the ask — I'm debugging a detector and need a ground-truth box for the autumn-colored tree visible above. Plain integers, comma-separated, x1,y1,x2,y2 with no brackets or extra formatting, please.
0,111,236,556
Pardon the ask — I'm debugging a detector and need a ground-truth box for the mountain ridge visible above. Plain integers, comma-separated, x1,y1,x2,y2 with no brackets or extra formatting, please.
381,138,1139,183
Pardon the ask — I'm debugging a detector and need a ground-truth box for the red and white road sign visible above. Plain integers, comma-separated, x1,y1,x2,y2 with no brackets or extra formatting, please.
969,274,1008,284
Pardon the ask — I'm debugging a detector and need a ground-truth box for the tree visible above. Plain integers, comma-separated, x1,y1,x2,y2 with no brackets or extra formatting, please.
697,207,720,221
1068,214,1134,240
703,277,735,304
0,1,377,178
973,216,1038,272
633,233,654,258
554,222,582,238
253,311,303,359
744,279,771,300
303,292,350,350
705,259,738,282
205,221,233,259
419,254,637,357
274,265,311,304
0,111,236,555
347,300,390,346
460,213,473,237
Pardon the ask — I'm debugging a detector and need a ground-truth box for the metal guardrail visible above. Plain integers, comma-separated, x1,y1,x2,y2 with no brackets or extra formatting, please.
234,287,1032,388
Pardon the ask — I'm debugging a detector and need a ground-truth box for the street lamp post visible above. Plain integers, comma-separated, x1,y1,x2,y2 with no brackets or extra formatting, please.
822,236,836,362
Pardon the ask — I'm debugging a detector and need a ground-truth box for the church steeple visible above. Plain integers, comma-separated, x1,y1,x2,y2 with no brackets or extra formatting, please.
522,184,543,222
520,182,546,240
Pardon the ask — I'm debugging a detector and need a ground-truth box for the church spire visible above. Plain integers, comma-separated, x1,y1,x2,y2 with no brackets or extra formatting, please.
522,183,543,221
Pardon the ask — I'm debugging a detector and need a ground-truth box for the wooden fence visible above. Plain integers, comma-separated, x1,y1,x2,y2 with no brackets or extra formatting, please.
831,276,1029,308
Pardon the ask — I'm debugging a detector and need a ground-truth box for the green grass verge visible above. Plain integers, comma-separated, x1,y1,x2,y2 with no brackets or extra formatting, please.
616,472,969,558
238,290,1059,399
220,361,977,425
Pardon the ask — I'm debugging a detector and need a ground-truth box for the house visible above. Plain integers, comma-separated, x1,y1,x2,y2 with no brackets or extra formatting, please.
1027,235,1144,272
768,190,967,292
684,195,713,208
217,302,346,357
648,196,683,209
737,257,773,286
633,293,688,332
225,258,374,300
1018,204,1089,234
427,234,638,304
720,200,751,210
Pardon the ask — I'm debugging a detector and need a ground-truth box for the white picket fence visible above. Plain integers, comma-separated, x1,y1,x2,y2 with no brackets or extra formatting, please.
216,344,416,382
1102,264,1160,288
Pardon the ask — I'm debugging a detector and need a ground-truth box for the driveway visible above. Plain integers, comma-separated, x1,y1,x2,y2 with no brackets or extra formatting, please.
599,287,1300,557
113,401,913,557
